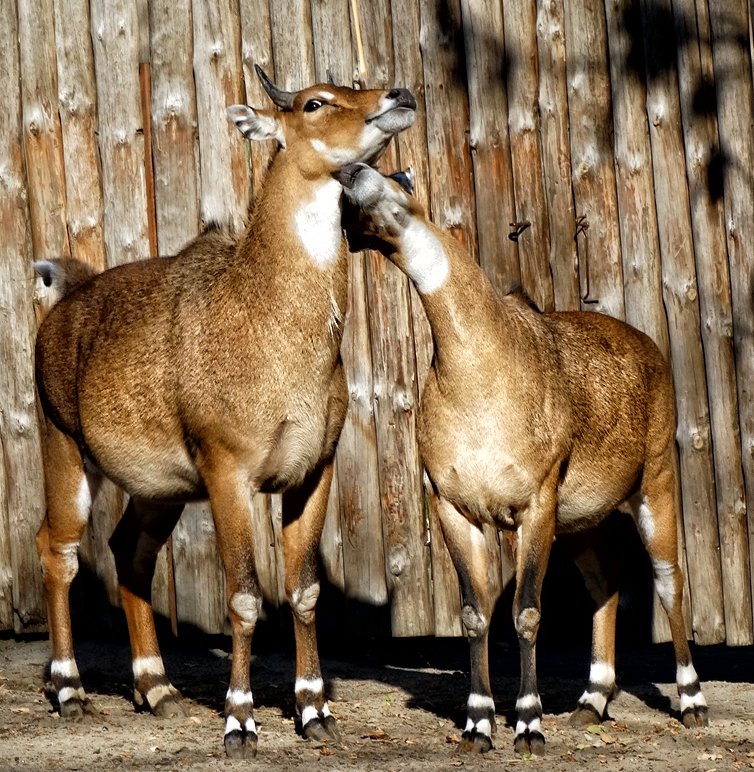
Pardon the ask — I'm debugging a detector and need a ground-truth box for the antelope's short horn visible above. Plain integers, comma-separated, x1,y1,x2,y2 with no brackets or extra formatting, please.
254,64,295,111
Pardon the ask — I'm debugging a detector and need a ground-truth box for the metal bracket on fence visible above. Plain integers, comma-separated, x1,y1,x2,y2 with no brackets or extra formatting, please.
508,221,531,242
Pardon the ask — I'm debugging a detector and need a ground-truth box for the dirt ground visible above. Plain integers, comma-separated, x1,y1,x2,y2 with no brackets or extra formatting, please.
1,630,753,772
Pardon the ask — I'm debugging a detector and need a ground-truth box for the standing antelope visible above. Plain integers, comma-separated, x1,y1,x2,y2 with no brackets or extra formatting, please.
34,67,416,758
338,164,708,756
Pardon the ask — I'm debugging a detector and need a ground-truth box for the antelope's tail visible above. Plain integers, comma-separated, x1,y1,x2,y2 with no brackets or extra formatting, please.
33,258,97,320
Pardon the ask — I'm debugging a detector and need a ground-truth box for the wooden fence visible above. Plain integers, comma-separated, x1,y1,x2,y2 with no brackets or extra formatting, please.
1,0,753,646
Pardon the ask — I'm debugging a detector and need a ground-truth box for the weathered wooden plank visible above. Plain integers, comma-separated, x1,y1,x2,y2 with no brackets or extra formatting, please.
0,0,46,632
563,0,624,320
0,433,13,630
643,0,724,644
192,0,249,231
536,0,580,311
18,0,70,261
355,0,433,636
673,0,752,645
366,249,434,636
502,0,554,312
392,0,461,636
270,0,315,90
53,0,105,268
706,0,754,640
239,0,276,194
149,2,200,263
460,0,520,296
419,0,478,259
90,0,149,267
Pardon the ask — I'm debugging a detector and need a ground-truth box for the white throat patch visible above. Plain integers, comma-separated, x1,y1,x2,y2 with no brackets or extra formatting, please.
294,178,343,267
399,219,450,294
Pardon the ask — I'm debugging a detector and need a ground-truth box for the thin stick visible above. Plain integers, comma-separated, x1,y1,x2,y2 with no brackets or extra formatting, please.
350,0,367,80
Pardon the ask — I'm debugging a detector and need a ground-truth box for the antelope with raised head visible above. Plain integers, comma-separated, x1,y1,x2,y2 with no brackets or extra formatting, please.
33,68,416,758
338,164,707,756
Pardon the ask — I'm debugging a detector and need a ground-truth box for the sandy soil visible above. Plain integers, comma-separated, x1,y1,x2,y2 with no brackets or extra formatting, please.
1,631,753,772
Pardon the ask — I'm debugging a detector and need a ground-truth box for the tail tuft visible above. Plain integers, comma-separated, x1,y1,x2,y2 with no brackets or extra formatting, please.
33,258,98,319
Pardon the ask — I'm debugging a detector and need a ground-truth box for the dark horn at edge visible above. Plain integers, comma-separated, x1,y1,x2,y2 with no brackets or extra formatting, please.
254,64,295,111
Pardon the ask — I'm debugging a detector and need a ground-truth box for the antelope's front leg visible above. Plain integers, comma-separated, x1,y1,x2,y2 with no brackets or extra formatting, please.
512,466,558,757
283,462,339,742
435,496,501,753
204,465,263,758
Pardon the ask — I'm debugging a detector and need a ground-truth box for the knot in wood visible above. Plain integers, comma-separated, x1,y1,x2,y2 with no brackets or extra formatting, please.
691,432,705,451
388,545,408,577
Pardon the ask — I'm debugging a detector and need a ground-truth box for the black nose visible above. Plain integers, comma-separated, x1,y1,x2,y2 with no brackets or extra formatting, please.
337,164,365,189
387,88,417,110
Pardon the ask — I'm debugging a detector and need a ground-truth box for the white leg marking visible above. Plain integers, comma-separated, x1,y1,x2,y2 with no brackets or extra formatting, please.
51,659,80,679
680,692,707,712
58,543,80,583
321,702,332,718
578,690,608,717
475,718,492,737
226,688,254,707
676,664,699,687
636,498,656,544
146,684,174,707
398,218,450,294
516,717,542,735
295,677,324,695
515,694,542,712
244,717,257,735
224,715,242,736
132,656,166,679
301,705,319,726
588,662,616,688
57,686,86,703
75,476,92,522
467,693,495,712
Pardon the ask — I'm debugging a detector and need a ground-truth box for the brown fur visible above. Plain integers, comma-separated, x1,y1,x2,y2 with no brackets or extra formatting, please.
339,165,708,756
35,77,416,758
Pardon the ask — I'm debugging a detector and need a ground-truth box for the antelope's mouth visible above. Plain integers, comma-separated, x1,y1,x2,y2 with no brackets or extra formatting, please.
366,89,417,134
337,163,369,190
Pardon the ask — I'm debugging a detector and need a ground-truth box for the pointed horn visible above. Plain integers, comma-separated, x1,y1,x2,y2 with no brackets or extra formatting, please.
254,64,295,111
326,68,336,85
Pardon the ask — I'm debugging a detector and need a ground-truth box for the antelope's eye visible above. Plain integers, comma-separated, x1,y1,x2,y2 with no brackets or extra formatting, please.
304,99,325,112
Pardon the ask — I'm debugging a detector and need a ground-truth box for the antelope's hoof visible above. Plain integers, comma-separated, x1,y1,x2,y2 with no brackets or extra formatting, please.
60,697,97,720
152,694,188,719
682,705,709,728
224,728,258,759
303,714,340,742
514,729,546,757
459,729,493,754
569,704,603,727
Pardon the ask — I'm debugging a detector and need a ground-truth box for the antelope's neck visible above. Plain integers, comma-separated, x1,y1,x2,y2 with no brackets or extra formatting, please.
394,218,500,367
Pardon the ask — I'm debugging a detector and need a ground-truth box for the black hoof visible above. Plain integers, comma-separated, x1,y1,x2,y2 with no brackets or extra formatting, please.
303,714,340,743
60,697,97,720
569,704,603,727
224,729,258,759
682,705,709,728
514,729,545,757
459,729,493,754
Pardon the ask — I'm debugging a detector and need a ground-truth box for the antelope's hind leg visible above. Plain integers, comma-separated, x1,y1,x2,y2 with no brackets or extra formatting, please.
283,461,339,743
634,450,708,728
108,497,186,718
435,496,501,754
558,526,620,727
36,420,97,718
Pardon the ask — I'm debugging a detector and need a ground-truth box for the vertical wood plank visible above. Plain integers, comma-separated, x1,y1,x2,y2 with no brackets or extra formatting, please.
536,0,580,311
673,0,752,645
53,0,105,268
270,0,315,90
239,0,276,194
639,0,725,644
502,0,554,311
0,433,13,629
192,0,249,231
90,0,150,267
149,0,201,255
419,0,478,258
563,0,625,320
393,0,462,636
0,0,46,632
18,0,70,261
356,0,434,636
460,0,520,295
707,0,754,635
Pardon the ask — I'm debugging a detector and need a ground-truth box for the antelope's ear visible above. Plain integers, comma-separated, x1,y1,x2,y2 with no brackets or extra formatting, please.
390,167,415,195
227,104,285,147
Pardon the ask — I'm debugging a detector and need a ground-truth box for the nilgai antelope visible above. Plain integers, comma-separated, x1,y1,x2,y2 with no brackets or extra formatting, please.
33,68,416,758
338,164,708,756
